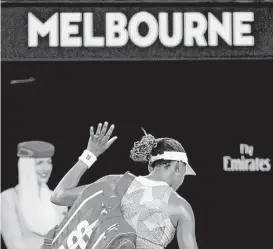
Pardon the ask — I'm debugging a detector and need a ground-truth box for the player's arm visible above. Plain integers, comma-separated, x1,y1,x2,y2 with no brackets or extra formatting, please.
176,200,198,249
50,160,90,206
51,174,122,207
169,193,198,249
51,122,117,207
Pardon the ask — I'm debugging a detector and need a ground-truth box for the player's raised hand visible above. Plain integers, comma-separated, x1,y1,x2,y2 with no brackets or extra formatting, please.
87,122,117,157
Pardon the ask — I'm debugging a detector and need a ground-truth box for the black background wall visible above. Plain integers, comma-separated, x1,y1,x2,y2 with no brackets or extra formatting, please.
1,60,273,249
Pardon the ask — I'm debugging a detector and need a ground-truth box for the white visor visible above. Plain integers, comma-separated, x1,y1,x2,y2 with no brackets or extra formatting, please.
150,151,196,176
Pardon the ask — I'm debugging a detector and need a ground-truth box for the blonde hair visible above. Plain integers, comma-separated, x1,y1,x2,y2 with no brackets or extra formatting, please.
18,157,62,236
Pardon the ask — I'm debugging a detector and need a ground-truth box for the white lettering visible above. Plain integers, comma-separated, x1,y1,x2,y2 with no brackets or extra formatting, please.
233,12,254,46
106,13,128,47
208,12,232,46
184,12,207,47
128,11,158,47
60,13,82,47
27,11,255,48
28,13,58,47
158,12,183,47
84,13,105,47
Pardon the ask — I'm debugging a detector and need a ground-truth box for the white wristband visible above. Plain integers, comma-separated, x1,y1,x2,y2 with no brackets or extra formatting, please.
79,150,97,168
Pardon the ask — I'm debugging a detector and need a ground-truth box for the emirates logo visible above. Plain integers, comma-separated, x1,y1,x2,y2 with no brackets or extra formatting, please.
223,144,271,172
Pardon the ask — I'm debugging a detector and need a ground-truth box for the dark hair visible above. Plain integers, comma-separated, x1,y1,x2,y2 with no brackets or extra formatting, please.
130,129,185,168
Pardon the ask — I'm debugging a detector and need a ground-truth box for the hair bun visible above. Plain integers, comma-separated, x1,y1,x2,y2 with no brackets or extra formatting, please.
130,129,157,163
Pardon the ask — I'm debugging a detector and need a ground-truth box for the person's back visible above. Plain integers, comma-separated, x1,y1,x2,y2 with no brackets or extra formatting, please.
50,122,198,249
121,176,175,249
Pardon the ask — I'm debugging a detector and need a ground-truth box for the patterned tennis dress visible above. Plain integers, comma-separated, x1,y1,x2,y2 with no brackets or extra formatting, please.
121,176,176,249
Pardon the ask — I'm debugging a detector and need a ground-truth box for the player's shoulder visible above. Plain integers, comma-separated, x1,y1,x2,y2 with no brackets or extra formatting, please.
169,192,194,217
170,191,189,206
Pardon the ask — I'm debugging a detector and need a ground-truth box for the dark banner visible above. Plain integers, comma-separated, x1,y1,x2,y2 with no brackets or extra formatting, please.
1,5,273,60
